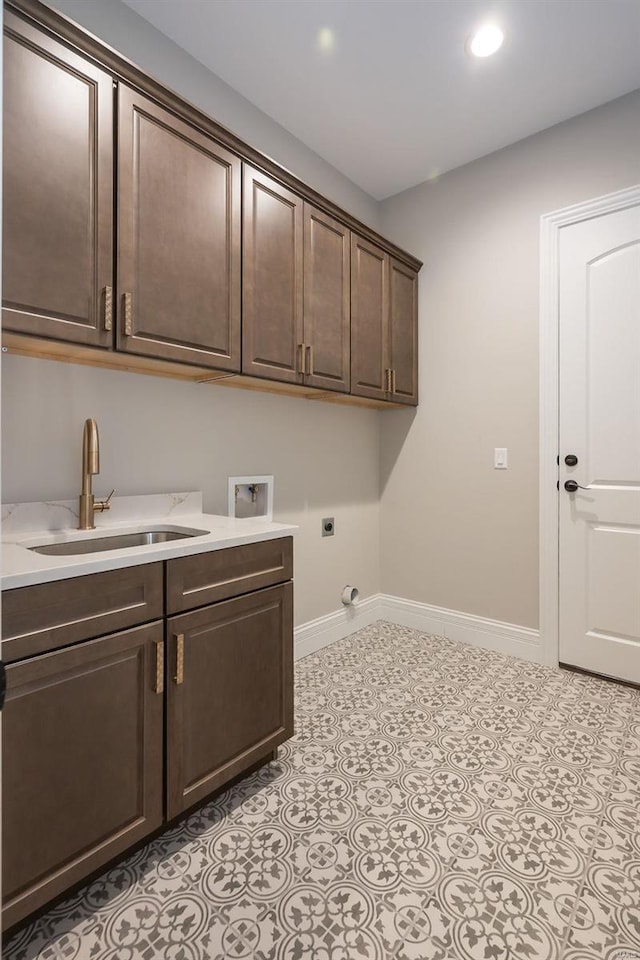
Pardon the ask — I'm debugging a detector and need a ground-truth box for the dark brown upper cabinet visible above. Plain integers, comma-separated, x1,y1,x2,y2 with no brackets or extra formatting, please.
351,237,419,406
2,10,113,346
3,1,420,406
389,257,419,405
351,234,389,401
303,204,350,393
242,165,304,383
118,85,241,370
2,622,164,929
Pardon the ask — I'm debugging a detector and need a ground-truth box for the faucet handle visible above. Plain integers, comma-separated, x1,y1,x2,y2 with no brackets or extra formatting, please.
95,488,116,513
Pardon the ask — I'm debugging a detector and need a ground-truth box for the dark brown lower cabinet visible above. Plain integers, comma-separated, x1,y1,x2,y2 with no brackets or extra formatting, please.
2,622,164,929
166,582,294,819
1,540,294,931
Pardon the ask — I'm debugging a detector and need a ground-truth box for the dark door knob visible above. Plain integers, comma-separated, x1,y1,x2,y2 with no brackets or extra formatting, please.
564,454,578,466
564,480,579,492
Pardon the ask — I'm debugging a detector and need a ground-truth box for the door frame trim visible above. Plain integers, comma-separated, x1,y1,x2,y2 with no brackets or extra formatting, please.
539,184,640,667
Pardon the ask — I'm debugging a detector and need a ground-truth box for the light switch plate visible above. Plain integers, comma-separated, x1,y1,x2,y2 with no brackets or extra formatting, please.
494,448,508,469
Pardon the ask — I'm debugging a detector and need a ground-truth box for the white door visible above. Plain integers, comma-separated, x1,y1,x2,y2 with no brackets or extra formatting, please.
559,201,640,683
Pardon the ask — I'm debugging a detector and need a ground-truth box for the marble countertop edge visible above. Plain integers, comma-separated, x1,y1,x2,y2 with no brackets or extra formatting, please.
1,510,297,591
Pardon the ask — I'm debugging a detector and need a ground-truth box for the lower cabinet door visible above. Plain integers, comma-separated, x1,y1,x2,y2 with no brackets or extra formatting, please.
2,622,164,929
166,582,294,819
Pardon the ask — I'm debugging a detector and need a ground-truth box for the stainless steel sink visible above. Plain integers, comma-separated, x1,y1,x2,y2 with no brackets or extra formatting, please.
28,528,208,556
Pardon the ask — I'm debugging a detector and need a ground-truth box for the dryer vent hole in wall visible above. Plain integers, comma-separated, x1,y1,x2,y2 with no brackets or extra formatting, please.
322,518,335,537
341,585,359,606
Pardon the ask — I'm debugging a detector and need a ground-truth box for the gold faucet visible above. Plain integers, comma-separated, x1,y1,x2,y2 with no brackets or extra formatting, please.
78,418,115,530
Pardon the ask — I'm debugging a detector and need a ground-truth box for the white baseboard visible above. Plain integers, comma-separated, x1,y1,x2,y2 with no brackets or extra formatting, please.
378,594,543,664
294,595,381,660
295,593,542,664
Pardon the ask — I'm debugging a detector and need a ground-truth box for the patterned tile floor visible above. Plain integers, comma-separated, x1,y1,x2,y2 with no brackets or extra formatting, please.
6,621,640,960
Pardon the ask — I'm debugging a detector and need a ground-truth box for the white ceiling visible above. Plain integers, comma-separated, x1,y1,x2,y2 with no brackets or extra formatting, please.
122,0,640,200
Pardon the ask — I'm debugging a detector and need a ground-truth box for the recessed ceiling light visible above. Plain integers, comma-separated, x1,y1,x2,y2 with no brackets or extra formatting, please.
467,24,504,58
317,27,335,53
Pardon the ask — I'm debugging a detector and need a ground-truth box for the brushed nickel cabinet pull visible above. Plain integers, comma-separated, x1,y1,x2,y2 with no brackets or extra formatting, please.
307,345,314,377
391,369,396,394
385,368,391,392
174,634,184,685
123,292,132,336
155,639,164,694
298,342,306,374
103,286,112,331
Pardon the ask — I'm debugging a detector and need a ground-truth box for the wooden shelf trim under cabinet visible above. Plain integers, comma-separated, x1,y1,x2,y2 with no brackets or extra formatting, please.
2,562,164,663
166,536,293,615
1,334,407,408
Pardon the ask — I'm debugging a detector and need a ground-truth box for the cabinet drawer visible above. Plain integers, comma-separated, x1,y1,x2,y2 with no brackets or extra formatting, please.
166,537,293,614
2,563,164,662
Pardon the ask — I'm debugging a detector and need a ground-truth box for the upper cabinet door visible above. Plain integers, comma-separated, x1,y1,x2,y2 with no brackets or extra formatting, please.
303,204,350,393
389,258,419,406
118,85,241,370
243,166,304,383
2,12,113,346
350,234,389,400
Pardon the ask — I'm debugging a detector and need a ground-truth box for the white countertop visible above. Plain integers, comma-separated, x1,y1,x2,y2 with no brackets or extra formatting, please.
1,492,297,590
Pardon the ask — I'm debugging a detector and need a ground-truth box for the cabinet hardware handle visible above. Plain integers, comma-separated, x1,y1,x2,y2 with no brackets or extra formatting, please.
298,343,306,375
391,369,396,394
103,286,112,331
385,368,391,392
174,633,184,685
307,345,314,377
155,639,164,694
123,292,132,336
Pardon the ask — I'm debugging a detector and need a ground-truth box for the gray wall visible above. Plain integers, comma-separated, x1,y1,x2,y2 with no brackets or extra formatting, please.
2,359,382,627
379,89,640,629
